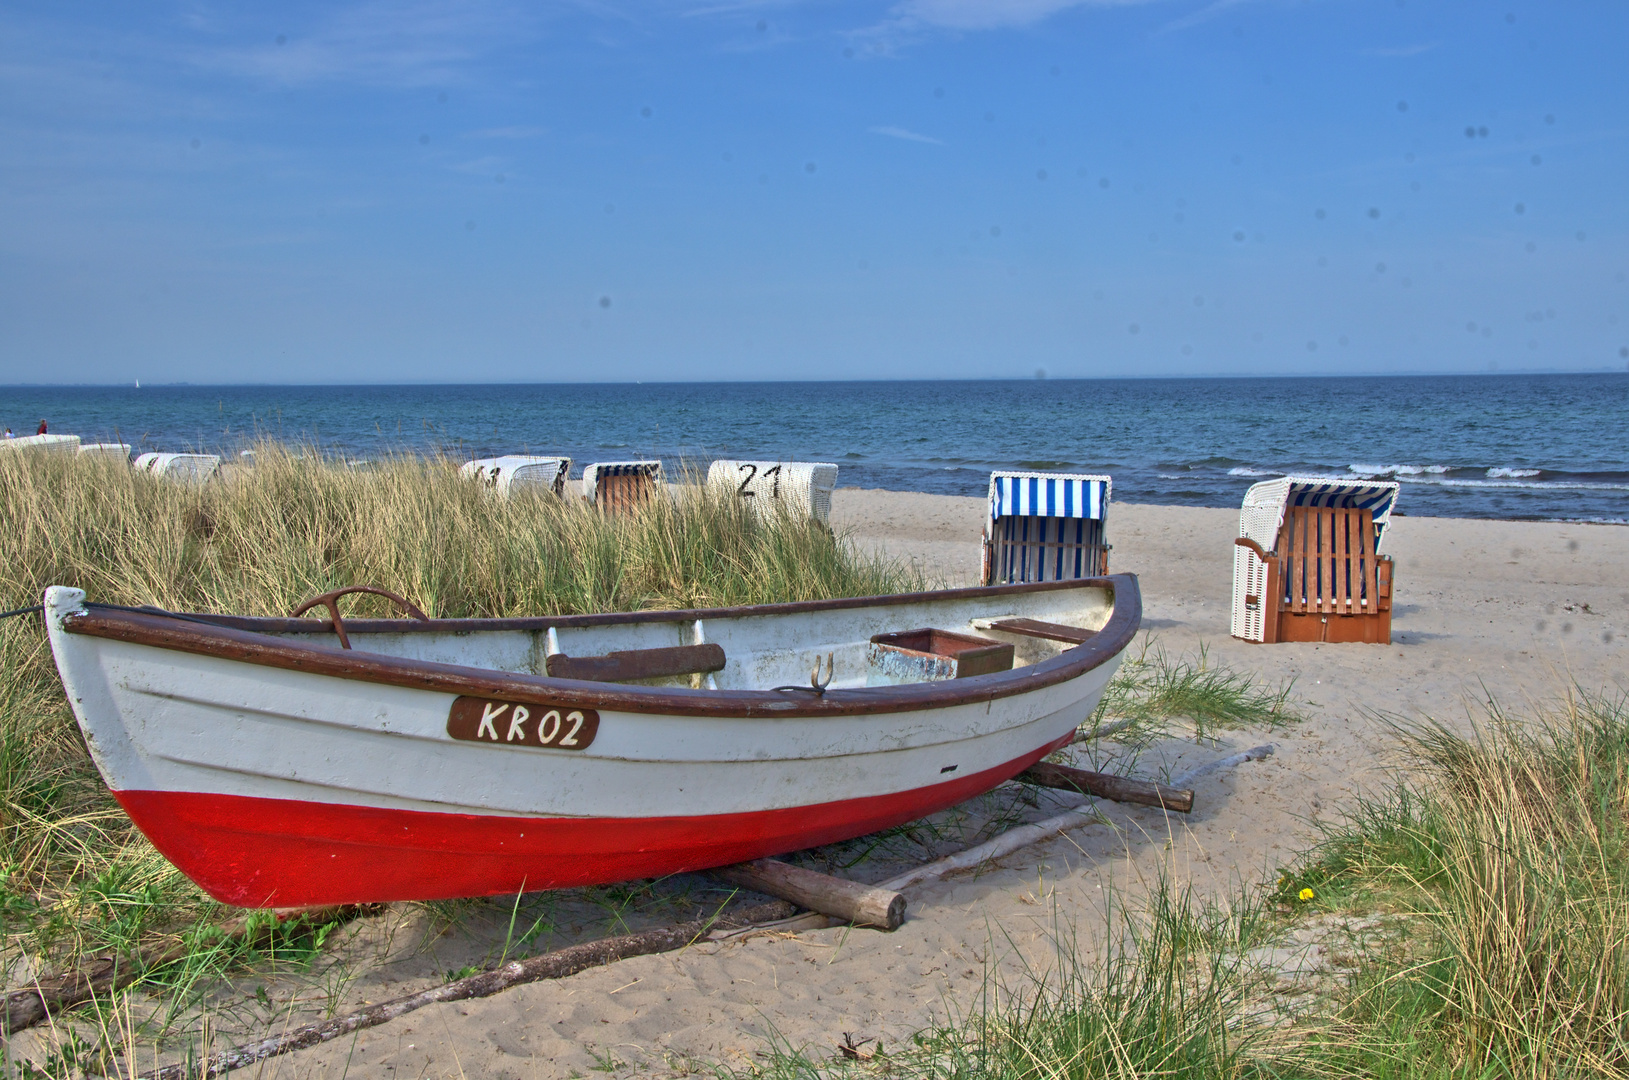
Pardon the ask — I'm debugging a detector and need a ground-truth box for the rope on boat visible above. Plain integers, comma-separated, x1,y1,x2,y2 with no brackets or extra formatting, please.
0,604,43,621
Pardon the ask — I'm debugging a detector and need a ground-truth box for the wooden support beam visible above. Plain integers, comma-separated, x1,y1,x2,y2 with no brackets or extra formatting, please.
709,859,905,930
1019,761,1194,814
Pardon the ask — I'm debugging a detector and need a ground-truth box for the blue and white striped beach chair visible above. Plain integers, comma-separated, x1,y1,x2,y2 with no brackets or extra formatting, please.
981,471,1113,585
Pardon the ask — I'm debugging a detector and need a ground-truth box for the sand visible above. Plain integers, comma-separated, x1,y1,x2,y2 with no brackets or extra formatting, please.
167,495,1629,1078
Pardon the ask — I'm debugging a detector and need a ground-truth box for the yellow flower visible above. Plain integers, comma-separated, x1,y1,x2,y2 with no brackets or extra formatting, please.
1298,887,1315,902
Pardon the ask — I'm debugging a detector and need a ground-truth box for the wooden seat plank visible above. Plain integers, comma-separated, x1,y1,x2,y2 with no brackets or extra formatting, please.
986,618,1098,646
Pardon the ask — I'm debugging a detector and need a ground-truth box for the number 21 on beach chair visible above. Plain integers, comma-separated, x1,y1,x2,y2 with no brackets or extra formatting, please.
706,460,839,523
1231,477,1400,645
981,471,1113,585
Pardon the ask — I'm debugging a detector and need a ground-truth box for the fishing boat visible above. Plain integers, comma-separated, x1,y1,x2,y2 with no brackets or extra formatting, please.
42,577,1140,908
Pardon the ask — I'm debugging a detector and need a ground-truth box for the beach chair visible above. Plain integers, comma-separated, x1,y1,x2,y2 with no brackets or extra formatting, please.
2,434,80,455
981,471,1113,585
133,452,221,484
459,455,572,497
706,460,839,523
79,443,132,461
1231,477,1400,645
582,461,664,514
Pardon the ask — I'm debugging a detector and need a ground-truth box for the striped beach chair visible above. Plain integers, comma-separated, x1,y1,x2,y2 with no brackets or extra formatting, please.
706,460,839,523
981,471,1113,585
459,455,572,497
582,461,664,514
1231,477,1400,644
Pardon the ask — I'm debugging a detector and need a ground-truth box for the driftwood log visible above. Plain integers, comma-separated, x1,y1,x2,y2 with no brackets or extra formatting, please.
1020,761,1195,813
3,905,362,1035
134,899,798,1080
710,859,905,930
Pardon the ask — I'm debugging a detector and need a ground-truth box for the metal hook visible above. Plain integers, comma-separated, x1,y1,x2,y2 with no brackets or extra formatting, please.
810,652,834,695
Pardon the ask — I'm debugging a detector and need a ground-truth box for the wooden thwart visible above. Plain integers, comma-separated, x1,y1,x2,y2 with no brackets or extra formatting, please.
986,618,1098,645
1020,761,1194,813
710,859,906,930
547,643,726,683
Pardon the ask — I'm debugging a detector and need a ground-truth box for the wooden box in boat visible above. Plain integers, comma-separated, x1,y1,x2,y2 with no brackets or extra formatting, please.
44,576,1140,908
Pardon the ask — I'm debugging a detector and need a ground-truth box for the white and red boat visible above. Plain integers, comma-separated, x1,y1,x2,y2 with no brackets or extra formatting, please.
43,577,1140,908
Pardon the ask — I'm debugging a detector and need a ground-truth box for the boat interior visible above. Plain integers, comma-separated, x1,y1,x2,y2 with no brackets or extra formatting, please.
250,582,1123,692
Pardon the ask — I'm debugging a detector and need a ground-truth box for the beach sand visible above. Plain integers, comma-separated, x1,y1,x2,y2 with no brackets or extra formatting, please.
242,494,1628,1078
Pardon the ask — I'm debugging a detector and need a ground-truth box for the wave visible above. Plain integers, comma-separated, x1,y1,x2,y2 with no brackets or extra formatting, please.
1487,467,1541,478
1226,467,1276,477
1348,463,1453,478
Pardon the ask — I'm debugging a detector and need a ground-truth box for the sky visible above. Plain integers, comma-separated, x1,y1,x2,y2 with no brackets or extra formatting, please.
1,0,1625,384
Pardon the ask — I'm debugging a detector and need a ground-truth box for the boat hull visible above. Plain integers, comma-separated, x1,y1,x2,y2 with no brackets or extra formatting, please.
114,739,1069,907
46,577,1140,907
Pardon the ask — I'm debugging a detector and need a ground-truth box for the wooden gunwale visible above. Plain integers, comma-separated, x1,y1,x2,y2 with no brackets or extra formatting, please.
61,575,1141,720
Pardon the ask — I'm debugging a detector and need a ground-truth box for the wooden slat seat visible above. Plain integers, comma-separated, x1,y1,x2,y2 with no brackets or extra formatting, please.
1270,506,1392,643
985,618,1098,645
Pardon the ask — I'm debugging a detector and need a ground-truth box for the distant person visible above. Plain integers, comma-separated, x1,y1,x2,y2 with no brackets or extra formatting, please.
3,428,12,439
36,420,48,435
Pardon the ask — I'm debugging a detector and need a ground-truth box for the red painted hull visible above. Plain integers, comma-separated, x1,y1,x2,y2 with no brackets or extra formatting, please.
115,734,1070,907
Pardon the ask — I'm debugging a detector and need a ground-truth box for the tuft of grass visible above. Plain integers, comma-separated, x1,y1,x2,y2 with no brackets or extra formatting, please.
1295,689,1629,1078
742,878,1280,1080
0,441,918,1035
1088,638,1302,746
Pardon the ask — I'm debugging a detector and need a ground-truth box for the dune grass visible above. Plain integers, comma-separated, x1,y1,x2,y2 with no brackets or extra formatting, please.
744,691,1629,1080
1291,689,1629,1078
0,442,918,1028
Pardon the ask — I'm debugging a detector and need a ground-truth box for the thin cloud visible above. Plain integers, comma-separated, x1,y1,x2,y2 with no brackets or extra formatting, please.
1159,0,1255,33
465,125,547,139
1362,42,1440,58
869,125,943,144
198,0,536,89
895,0,1155,31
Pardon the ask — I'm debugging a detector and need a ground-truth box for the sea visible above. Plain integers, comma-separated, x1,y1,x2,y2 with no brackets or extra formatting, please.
3,374,1626,523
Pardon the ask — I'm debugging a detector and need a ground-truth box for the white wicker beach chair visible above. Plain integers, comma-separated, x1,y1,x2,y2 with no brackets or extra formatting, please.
1231,477,1400,644
2,434,81,455
133,452,221,484
705,460,839,523
79,443,132,461
459,455,572,497
582,461,664,514
982,471,1113,585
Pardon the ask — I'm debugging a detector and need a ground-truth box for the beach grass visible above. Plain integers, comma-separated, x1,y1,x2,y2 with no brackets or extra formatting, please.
743,691,1629,1080
0,441,918,1043
1078,636,1302,754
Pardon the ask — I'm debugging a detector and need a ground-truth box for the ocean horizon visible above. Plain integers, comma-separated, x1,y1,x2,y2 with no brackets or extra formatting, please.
4,373,1626,523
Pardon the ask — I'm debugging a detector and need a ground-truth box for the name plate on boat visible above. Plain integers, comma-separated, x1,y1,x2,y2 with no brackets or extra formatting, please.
447,697,600,751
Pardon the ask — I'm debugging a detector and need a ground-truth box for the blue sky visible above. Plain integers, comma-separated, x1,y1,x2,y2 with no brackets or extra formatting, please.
1,0,1624,383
